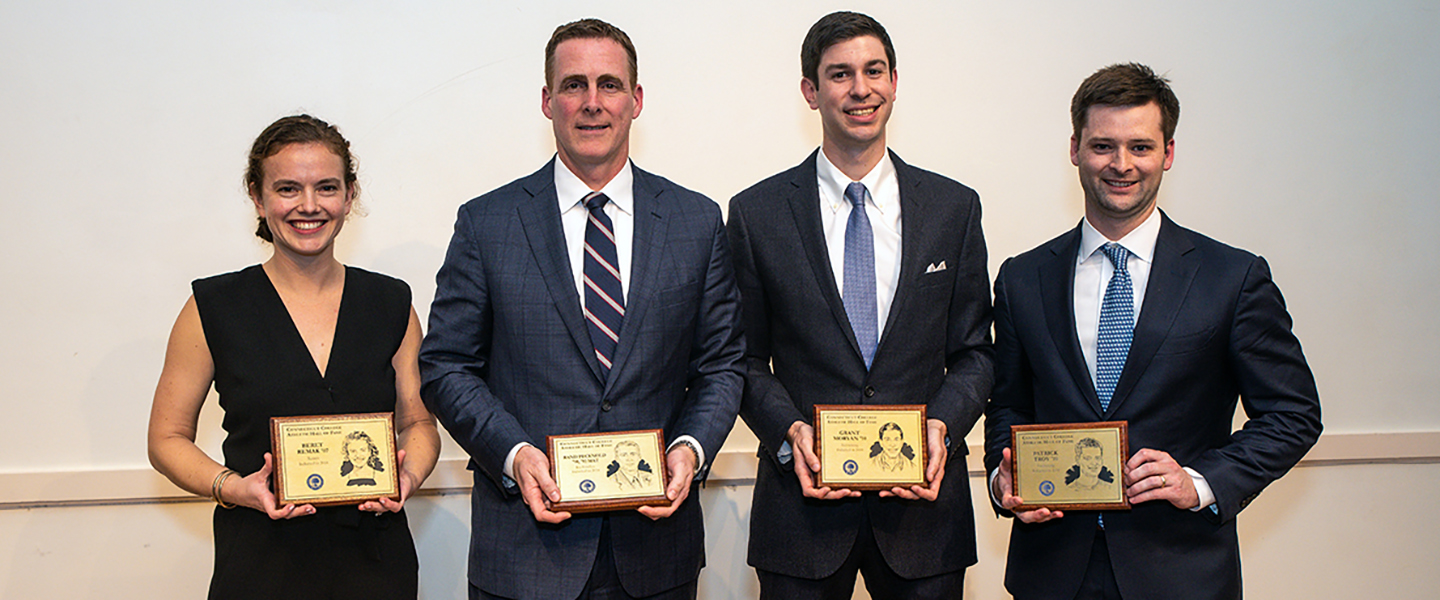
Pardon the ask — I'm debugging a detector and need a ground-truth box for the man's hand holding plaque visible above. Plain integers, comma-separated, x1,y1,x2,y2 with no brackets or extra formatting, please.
636,442,698,521
1123,447,1201,510
994,446,1064,523
514,444,570,523
787,420,861,500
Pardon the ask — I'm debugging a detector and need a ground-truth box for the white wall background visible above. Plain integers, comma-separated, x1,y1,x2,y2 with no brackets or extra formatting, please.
1,0,1437,598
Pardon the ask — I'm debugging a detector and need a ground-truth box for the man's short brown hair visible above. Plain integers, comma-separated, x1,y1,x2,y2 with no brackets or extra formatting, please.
1071,63,1180,142
800,11,896,84
545,18,638,88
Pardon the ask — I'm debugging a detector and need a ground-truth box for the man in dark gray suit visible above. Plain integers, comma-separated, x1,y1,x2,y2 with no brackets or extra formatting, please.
727,11,993,599
984,63,1322,599
420,18,744,600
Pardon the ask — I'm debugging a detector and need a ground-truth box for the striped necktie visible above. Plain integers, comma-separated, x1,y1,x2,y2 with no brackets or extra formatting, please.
582,192,624,379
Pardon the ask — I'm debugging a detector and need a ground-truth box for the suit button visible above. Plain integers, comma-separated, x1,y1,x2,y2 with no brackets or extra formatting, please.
864,386,876,398
601,401,613,412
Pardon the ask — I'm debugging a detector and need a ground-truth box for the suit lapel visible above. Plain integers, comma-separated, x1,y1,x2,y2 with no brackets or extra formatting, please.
1105,213,1198,416
787,151,864,361
516,160,606,383
876,152,920,354
1039,226,1105,415
604,166,668,392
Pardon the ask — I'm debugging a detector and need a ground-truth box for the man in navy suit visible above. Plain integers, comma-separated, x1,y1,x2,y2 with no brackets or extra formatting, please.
420,18,744,600
727,12,993,599
984,63,1322,599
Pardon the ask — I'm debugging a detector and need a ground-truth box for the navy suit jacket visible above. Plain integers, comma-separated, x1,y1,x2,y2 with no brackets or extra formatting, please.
727,150,994,579
420,160,744,600
984,212,1322,599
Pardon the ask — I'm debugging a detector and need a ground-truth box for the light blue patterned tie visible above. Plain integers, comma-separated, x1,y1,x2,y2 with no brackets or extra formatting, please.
1095,243,1134,412
842,182,878,369
582,192,624,379
1096,243,1132,529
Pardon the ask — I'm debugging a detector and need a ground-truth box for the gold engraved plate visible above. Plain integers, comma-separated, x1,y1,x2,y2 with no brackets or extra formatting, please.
547,429,671,513
814,405,927,490
270,413,399,507
1011,421,1130,511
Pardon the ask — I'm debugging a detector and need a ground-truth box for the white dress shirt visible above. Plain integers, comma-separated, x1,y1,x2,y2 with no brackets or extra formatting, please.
503,158,703,482
1074,209,1214,511
817,149,903,335
556,159,634,302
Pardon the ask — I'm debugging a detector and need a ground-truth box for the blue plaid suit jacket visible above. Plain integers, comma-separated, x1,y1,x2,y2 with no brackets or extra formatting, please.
421,159,744,599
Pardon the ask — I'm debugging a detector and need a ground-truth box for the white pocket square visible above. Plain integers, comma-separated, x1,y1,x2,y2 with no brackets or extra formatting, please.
925,261,947,274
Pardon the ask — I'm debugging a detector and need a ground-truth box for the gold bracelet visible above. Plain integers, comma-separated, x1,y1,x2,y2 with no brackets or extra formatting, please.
211,469,237,509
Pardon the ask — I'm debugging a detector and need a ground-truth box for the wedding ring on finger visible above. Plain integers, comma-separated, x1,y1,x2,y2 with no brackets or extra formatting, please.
1160,475,1168,487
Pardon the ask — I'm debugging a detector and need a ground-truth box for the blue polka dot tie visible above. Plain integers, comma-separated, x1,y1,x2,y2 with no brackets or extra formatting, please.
842,182,878,369
1095,243,1134,412
582,192,624,379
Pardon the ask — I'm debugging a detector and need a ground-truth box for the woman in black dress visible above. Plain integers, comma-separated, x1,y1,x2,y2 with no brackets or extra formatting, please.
147,115,439,599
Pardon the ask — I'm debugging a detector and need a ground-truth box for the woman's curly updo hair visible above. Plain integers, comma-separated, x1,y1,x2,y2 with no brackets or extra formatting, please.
244,114,358,242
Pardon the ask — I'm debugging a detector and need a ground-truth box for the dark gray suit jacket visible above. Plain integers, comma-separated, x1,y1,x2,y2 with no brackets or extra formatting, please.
984,213,1322,599
420,159,744,600
727,150,994,579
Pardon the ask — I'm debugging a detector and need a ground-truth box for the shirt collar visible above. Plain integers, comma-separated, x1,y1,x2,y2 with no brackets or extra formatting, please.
816,149,896,215
554,156,634,216
1079,208,1161,266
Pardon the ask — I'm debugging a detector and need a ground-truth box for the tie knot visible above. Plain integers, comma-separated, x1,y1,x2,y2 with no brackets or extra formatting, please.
844,182,867,208
1101,243,1130,272
584,191,610,212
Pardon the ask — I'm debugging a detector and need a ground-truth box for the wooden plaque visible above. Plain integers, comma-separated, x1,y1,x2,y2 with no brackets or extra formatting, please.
1011,421,1130,511
270,412,399,507
546,429,671,513
814,405,927,491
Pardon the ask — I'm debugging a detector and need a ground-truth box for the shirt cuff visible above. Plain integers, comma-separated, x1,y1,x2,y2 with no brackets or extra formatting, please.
777,440,793,465
502,442,532,483
988,468,1004,509
667,435,705,474
1184,466,1216,511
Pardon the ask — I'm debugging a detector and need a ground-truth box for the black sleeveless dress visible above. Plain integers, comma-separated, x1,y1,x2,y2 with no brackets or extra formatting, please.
193,265,419,599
